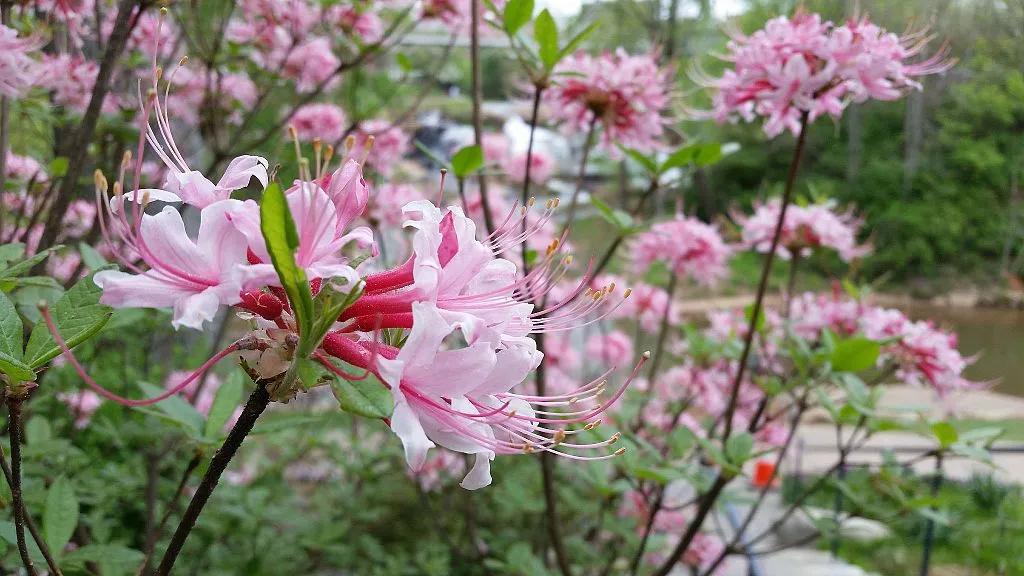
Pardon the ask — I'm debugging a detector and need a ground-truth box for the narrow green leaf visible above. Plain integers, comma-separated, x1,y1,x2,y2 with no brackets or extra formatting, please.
331,375,393,419
451,145,484,179
43,476,79,557
558,21,598,59
0,245,62,279
503,0,534,35
590,197,632,231
204,372,245,437
619,146,658,174
694,142,724,166
660,143,701,172
931,421,959,448
260,182,315,354
24,272,113,369
533,9,558,69
0,291,23,361
830,337,881,373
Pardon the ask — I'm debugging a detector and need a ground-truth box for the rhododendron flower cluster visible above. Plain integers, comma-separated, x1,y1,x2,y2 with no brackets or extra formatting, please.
291,103,348,144
80,76,646,490
708,291,978,398
547,49,670,153
630,215,732,285
702,12,952,136
736,198,869,261
352,120,410,175
0,24,42,98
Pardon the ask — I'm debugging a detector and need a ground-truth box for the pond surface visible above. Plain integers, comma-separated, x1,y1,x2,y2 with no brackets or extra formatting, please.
899,302,1024,397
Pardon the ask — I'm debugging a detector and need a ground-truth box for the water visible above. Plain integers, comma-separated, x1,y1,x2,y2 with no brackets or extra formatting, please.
900,302,1024,397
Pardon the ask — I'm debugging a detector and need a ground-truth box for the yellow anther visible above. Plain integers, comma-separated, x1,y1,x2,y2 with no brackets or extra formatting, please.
344,134,356,153
155,66,163,80
642,350,652,359
159,7,168,16
93,170,108,193
623,288,633,298
610,432,621,444
553,430,566,444
614,447,627,456
179,55,189,66
568,396,579,404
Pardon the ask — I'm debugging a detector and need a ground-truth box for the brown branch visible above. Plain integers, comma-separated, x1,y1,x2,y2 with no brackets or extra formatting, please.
7,393,37,575
469,0,494,236
33,0,143,261
154,384,270,575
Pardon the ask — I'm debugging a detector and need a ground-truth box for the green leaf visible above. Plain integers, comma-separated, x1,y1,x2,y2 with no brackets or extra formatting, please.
660,143,700,172
0,351,33,381
0,521,43,563
296,357,332,391
0,245,62,279
204,372,245,437
134,382,205,437
450,145,484,179
0,291,23,361
260,182,315,355
830,337,881,372
395,52,413,73
78,242,109,270
331,375,393,419
25,417,51,444
48,156,69,178
744,303,766,333
0,244,25,268
558,21,598,59
64,544,144,571
951,442,992,464
533,9,558,69
619,146,658,174
694,142,724,166
24,272,113,369
725,432,754,465
503,0,534,35
931,421,959,448
590,197,633,231
43,476,79,557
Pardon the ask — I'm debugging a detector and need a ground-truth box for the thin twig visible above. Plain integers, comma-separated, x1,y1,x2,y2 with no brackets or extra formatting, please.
561,116,599,233
520,85,544,275
469,0,494,235
154,384,270,575
7,393,38,575
650,113,810,576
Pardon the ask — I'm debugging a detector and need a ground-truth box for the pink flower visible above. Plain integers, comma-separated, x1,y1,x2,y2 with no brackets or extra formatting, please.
4,151,47,182
547,50,670,154
502,150,554,185
94,199,250,330
586,331,634,368
613,281,678,332
39,55,119,114
353,119,410,174
481,133,509,162
0,24,42,98
284,37,340,91
682,533,726,571
702,12,951,137
329,5,384,44
737,198,869,261
409,448,463,492
291,103,347,143
57,390,102,428
631,215,732,285
367,183,424,226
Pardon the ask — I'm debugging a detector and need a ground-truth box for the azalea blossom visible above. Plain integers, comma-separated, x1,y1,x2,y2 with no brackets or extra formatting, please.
502,150,554,185
736,198,869,261
352,119,410,174
0,24,42,98
291,103,348,143
586,330,634,368
56,390,103,429
630,215,732,285
700,11,952,136
547,49,670,154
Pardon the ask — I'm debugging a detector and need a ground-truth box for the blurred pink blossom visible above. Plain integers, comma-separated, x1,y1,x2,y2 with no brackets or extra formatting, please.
291,103,347,143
